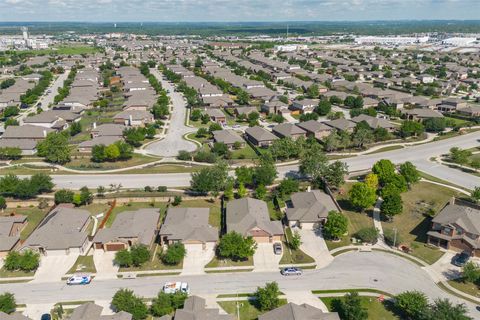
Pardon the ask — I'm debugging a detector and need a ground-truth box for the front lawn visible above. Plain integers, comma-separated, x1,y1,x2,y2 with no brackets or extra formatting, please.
118,245,183,272
205,256,253,268
0,268,35,278
230,144,259,160
219,299,287,320
381,182,458,264
448,279,480,298
321,296,400,320
280,228,315,265
66,255,96,274
65,154,159,171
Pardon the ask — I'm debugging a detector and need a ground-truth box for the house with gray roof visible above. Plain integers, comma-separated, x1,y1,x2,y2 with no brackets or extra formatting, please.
324,118,356,133
296,120,332,140
272,123,307,140
68,302,132,320
226,198,284,243
212,130,245,149
94,208,160,251
286,190,339,229
350,114,395,131
258,303,340,320
205,108,226,124
78,136,123,153
22,206,91,255
0,215,27,257
0,139,37,155
427,199,480,256
165,295,234,320
2,125,53,140
0,312,33,320
113,110,154,127
401,108,443,121
244,126,278,147
91,123,126,138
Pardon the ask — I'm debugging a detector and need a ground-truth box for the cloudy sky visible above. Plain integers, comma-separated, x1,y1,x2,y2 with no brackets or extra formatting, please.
0,0,478,22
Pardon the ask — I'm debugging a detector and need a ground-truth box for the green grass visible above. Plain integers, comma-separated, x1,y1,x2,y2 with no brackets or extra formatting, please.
280,228,315,265
0,268,35,278
1,207,48,241
365,145,404,154
82,203,112,215
219,299,287,320
20,45,100,56
321,296,400,320
436,282,480,305
65,154,159,171
176,199,221,229
312,288,392,295
66,255,97,274
120,163,205,174
266,198,283,221
205,256,253,268
381,182,457,265
231,144,259,160
118,245,183,272
447,279,480,298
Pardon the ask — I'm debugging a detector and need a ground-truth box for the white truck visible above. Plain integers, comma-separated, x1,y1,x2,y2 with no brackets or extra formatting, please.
162,282,190,294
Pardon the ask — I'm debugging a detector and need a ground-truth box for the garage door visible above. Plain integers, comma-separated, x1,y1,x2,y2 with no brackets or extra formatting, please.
105,243,126,251
254,236,271,243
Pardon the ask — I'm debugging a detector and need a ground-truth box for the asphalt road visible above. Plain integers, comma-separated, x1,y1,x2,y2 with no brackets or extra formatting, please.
144,69,197,157
43,130,480,189
2,252,478,315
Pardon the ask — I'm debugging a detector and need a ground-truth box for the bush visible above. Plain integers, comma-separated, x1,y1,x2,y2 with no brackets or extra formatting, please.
355,227,379,244
161,243,186,265
172,195,182,206
254,282,281,311
4,250,40,272
130,245,151,267
177,150,192,161
218,231,257,261
151,291,188,317
111,289,148,320
0,292,16,314
54,189,74,204
157,186,167,192
383,228,402,247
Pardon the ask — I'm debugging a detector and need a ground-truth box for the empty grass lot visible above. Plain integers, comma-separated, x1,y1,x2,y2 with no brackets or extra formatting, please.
381,182,458,264
65,154,159,171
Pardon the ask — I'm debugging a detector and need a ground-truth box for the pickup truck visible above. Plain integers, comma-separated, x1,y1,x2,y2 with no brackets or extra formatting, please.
162,281,190,294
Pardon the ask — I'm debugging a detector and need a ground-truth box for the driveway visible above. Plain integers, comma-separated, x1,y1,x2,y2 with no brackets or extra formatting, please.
24,303,54,319
93,251,119,280
296,227,333,269
253,243,282,272
32,254,79,283
144,69,197,157
181,243,215,275
283,290,329,312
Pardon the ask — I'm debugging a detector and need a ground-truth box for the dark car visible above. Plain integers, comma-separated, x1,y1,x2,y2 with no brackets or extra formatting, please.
281,267,302,276
41,314,51,320
453,251,471,267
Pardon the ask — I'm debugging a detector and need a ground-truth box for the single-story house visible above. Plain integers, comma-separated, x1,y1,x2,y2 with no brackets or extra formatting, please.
78,136,123,153
0,214,27,257
258,303,340,320
113,110,154,127
205,109,226,124
401,108,444,121
234,106,258,117
272,123,307,140
68,302,132,320
160,296,234,320
0,139,37,155
261,99,289,115
212,130,245,149
94,209,161,251
291,99,319,114
244,126,278,147
226,197,284,243
1,125,53,140
0,312,32,320
324,118,356,133
91,123,125,138
296,120,333,140
457,105,480,117
350,114,396,131
286,190,339,229
159,208,218,247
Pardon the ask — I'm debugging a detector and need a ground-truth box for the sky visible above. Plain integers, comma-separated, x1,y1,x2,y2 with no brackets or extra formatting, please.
0,0,479,22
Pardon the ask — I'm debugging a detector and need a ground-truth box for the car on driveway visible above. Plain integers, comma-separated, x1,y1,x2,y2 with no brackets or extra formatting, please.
66,274,92,285
273,242,282,255
41,314,51,320
281,267,302,276
452,251,471,267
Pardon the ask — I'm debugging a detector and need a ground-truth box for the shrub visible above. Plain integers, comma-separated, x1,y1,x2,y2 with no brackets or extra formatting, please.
355,227,379,244
161,243,186,265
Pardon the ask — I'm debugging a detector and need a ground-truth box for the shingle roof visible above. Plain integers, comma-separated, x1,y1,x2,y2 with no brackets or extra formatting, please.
159,208,218,243
350,114,394,129
212,130,244,145
2,125,53,140
245,126,278,142
272,123,306,138
258,303,340,320
296,120,332,134
433,203,480,235
0,311,33,320
68,302,132,320
286,190,338,223
173,296,235,320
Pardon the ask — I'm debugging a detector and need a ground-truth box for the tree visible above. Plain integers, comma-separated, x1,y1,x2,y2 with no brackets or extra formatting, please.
399,161,420,187
0,292,16,314
161,243,186,265
150,291,188,317
462,261,480,283
255,184,267,200
190,161,228,195
316,99,332,116
115,250,133,267
423,117,447,132
332,292,368,320
217,231,257,261
395,291,429,320
323,211,348,240
79,186,93,205
306,84,319,98
449,147,472,165
372,159,396,185
235,166,254,186
429,299,472,320
324,161,348,189
105,144,120,161
36,132,71,164
92,144,106,162
254,282,281,311
349,182,376,211
364,173,379,190
0,147,22,160
54,189,74,204
290,230,302,250
352,128,374,148
237,182,247,198
4,250,39,272
277,178,299,197
0,196,6,210
172,195,182,206
400,121,425,138
224,180,234,200
111,289,148,320
381,193,403,219
299,143,328,181
69,121,82,136
323,131,341,152
177,150,192,161
470,186,480,204
355,227,379,244
254,154,277,187
130,245,151,267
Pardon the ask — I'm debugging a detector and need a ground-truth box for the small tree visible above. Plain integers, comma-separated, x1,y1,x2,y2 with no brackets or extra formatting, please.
277,178,299,197
115,249,133,267
0,196,6,210
399,161,420,187
381,193,403,219
290,230,302,250
323,211,348,240
161,243,186,265
364,173,379,190
430,298,472,320
111,289,148,320
130,245,151,267
348,183,376,212
372,159,396,185
150,291,188,317
0,292,16,314
54,189,74,204
224,180,234,200
470,186,480,204
332,292,368,320
395,290,429,320
355,227,379,244
172,195,182,206
254,282,281,311
462,261,480,283
217,231,257,261
237,182,247,198
255,184,267,200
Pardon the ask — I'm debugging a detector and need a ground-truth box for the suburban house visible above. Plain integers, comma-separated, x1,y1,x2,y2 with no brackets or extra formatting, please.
258,303,340,320
401,108,444,121
226,197,284,243
234,106,258,117
68,302,132,320
0,139,38,155
78,136,123,153
2,125,53,141
91,123,126,138
205,109,226,124
324,118,356,133
23,110,81,130
159,295,234,320
286,190,339,229
244,126,278,147
113,110,154,127
212,130,245,149
0,214,27,257
94,209,161,251
272,123,307,140
296,120,333,140
427,199,480,256
159,207,218,247
0,312,32,320
350,114,396,131
291,99,319,114
261,99,289,115
22,206,91,255
457,105,480,117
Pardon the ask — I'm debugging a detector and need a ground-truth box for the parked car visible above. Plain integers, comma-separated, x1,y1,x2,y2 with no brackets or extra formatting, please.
452,251,471,267
163,281,190,294
66,274,92,285
273,242,282,255
40,314,51,320
281,267,302,276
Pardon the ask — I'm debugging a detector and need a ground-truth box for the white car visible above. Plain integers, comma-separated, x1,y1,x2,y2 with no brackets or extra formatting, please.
163,282,190,294
66,275,92,285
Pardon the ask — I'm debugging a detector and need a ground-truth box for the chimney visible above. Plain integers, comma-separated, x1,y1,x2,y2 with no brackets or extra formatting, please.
93,122,97,129
43,130,47,138
307,186,311,192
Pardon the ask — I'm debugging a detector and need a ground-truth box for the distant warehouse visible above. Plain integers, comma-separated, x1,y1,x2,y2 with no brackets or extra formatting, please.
355,36,429,45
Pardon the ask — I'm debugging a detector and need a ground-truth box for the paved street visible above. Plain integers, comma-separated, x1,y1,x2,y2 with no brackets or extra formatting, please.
40,130,480,189
144,69,197,157
2,251,478,315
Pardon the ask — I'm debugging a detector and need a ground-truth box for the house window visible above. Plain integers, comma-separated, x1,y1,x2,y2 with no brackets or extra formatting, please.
442,227,452,235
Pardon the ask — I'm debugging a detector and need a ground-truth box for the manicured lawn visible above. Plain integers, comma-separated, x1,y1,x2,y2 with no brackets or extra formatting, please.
448,279,480,298
219,299,287,320
65,154,159,171
266,198,283,221
205,256,253,268
381,182,458,265
0,268,35,278
120,163,204,174
82,203,112,216
231,145,259,160
176,199,221,229
66,255,96,274
119,244,183,272
185,132,209,145
365,145,404,154
280,228,315,265
321,296,400,320
2,207,48,241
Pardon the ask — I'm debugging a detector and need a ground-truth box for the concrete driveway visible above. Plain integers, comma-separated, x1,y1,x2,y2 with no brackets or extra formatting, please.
93,251,119,280
283,290,329,312
181,243,215,275
296,227,333,269
24,303,54,319
32,254,79,283
253,243,282,272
